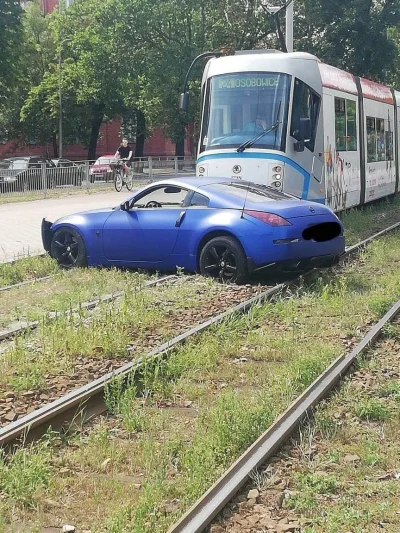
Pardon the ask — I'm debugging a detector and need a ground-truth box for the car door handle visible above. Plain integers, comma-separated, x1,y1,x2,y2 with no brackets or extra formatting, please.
175,210,186,227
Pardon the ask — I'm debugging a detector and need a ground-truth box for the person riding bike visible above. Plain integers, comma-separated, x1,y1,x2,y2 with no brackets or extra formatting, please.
113,138,134,191
114,138,133,171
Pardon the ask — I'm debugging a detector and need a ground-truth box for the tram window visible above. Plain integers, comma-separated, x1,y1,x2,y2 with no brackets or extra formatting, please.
367,117,377,162
346,101,357,151
290,79,320,151
385,131,394,161
334,98,357,152
335,98,346,151
376,119,385,161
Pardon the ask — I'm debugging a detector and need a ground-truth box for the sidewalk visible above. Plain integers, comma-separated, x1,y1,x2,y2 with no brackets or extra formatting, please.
0,189,134,263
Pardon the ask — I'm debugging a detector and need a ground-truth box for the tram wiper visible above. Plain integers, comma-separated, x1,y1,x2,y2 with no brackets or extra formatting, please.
237,120,281,153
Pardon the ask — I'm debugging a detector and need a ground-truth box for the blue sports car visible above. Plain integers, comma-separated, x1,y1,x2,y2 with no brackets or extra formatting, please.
41,177,345,283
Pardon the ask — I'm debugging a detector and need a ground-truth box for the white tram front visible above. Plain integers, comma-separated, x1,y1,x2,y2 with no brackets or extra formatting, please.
196,50,400,211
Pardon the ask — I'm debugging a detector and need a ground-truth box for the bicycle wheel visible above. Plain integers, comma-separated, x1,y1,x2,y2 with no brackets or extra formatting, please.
125,170,133,191
114,170,123,192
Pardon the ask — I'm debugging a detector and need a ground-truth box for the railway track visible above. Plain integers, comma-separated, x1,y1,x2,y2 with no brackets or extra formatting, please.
0,273,176,342
0,274,54,293
1,221,399,448
167,298,400,533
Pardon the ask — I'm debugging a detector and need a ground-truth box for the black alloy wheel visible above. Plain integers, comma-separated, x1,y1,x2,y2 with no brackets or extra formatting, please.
50,227,87,268
199,236,247,284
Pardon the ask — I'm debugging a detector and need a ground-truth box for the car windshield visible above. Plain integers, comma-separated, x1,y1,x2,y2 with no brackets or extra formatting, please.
200,72,291,153
207,182,295,202
0,160,12,169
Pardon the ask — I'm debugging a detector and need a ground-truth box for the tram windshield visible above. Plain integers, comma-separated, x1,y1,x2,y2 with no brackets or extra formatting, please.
200,72,291,153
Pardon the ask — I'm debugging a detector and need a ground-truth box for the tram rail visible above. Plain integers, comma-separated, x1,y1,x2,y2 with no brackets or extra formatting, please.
0,274,177,342
1,221,399,447
168,298,400,533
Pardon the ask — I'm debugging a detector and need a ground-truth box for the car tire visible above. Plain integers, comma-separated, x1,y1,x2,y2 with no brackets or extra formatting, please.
50,227,87,269
199,236,248,284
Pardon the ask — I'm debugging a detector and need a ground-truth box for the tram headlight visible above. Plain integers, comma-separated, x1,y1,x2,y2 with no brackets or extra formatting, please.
272,181,282,188
273,174,282,180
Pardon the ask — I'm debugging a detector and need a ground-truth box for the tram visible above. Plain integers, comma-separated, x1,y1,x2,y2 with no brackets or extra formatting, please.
193,50,400,211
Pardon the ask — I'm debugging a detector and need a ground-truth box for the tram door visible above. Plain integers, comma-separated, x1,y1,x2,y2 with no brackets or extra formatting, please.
324,92,361,211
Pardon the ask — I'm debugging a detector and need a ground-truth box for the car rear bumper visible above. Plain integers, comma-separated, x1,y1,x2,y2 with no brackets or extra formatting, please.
42,219,53,253
247,252,342,274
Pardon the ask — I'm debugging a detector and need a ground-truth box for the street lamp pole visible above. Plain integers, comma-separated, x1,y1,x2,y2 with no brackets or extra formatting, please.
58,38,70,159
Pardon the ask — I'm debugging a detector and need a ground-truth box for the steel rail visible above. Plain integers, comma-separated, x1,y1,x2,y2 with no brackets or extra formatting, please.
168,298,400,533
0,275,177,342
0,221,399,446
0,282,286,446
344,220,400,254
0,275,54,293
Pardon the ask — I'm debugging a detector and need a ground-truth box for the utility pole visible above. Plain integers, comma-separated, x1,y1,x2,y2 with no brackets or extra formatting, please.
286,0,294,53
58,38,70,159
262,1,294,53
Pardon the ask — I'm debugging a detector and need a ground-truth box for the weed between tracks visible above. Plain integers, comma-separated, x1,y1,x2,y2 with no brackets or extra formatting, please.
0,255,58,288
212,319,400,533
0,267,153,328
0,275,222,395
1,233,399,532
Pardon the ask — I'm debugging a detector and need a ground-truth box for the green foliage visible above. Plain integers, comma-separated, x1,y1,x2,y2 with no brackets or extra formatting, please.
354,398,391,422
0,0,23,99
296,0,400,81
0,444,51,507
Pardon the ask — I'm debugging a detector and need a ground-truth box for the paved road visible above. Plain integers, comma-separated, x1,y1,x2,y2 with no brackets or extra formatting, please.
0,190,135,263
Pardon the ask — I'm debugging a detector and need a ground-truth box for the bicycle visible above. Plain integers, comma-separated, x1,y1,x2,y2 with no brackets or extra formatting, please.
111,159,134,192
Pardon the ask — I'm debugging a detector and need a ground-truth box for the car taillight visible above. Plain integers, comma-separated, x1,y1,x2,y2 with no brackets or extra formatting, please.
244,210,292,226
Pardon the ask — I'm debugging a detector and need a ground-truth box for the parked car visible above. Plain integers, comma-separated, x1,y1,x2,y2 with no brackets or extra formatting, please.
51,158,84,186
89,155,118,182
42,177,345,283
0,156,56,192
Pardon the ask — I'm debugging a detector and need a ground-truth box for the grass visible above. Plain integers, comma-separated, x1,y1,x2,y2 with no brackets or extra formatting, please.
0,255,58,288
338,194,400,245
2,233,399,531
281,321,400,532
0,266,153,328
0,275,224,395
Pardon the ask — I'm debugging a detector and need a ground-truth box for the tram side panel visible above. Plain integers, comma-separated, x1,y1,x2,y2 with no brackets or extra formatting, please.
395,90,400,194
362,97,396,204
323,87,362,212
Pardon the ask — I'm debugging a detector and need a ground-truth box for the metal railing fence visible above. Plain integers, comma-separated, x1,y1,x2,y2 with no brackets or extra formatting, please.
0,156,196,198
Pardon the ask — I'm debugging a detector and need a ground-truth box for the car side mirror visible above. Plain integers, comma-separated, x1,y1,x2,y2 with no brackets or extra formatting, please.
120,200,130,211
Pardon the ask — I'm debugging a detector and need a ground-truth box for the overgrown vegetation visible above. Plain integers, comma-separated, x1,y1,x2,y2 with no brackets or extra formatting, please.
1,233,399,531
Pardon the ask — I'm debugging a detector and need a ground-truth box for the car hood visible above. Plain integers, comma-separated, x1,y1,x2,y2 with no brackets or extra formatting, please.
51,207,115,226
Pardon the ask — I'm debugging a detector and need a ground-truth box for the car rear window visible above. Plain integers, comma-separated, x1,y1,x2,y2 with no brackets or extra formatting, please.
207,182,293,202
11,160,28,170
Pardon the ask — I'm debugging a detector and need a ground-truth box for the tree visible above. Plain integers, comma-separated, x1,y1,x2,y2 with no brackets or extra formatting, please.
295,0,400,81
0,0,22,99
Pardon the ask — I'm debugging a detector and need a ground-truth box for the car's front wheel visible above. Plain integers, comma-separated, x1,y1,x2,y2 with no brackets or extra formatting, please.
199,236,247,284
50,227,87,268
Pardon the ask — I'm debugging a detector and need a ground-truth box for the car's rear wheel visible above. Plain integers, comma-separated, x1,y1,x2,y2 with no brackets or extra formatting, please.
199,236,247,284
50,227,87,268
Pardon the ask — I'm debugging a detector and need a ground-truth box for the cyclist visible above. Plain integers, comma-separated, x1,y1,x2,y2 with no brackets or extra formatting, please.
114,138,133,173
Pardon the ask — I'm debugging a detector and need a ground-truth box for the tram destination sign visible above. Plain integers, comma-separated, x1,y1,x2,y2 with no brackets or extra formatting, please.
218,76,279,89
